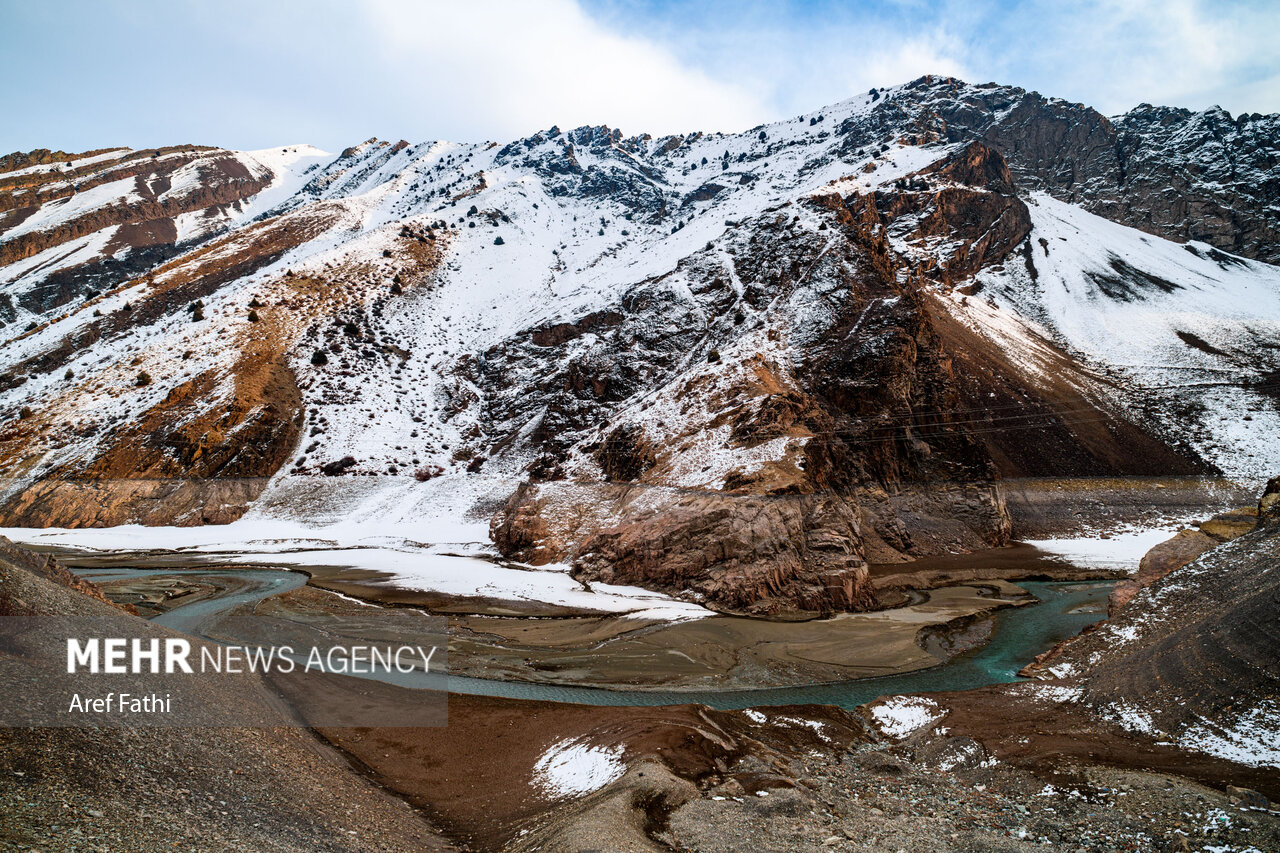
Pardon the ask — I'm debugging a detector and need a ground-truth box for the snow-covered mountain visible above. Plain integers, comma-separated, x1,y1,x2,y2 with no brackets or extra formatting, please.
2,75,1278,615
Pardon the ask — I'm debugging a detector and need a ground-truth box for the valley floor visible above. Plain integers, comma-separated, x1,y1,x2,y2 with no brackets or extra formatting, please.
1,477,1276,852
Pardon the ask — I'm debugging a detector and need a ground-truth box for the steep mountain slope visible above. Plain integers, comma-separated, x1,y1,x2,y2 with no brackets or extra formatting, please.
2,76,1277,614
1015,478,1280,767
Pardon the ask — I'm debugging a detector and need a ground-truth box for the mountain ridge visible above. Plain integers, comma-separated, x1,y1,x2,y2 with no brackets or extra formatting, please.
1,74,1277,615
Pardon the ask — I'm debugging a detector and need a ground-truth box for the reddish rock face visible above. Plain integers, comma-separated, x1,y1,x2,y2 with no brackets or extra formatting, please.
1109,502,1263,615
576,492,871,616
0,150,272,310
496,485,875,616
0,193,445,528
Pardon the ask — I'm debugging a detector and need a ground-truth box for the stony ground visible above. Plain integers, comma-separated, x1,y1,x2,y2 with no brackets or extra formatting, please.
663,737,1280,853
0,726,452,853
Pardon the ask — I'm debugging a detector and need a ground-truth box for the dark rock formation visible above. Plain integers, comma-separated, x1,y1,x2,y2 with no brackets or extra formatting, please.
872,76,1280,263
1261,475,1280,524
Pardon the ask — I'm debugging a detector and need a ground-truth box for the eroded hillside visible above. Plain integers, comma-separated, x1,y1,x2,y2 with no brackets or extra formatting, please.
3,75,1278,614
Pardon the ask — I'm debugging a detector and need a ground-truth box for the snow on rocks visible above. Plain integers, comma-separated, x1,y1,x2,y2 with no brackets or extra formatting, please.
1024,684,1083,705
868,696,945,739
1180,700,1280,770
1101,701,1159,736
531,737,625,798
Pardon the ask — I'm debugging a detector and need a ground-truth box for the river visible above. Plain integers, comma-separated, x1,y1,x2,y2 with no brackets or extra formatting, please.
73,564,1111,710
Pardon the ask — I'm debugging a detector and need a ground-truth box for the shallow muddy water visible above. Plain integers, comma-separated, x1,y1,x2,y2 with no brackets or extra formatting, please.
73,563,1112,710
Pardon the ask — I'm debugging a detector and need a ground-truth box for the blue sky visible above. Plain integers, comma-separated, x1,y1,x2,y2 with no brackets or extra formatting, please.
2,0,1277,154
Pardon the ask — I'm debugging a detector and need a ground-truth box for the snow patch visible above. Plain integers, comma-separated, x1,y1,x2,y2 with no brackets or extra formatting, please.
1026,524,1183,573
1102,701,1158,735
532,737,625,798
1030,684,1083,704
869,696,944,739
1180,700,1280,769
0,521,712,621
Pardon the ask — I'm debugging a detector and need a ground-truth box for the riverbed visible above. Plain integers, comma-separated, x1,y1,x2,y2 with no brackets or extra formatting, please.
67,557,1113,709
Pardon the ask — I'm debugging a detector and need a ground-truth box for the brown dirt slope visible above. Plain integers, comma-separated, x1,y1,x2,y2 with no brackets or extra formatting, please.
0,541,455,852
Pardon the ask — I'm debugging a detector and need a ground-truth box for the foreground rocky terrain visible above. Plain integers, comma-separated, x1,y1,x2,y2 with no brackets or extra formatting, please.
3,76,1279,616
0,539,454,852
340,481,1279,852
3,477,1278,852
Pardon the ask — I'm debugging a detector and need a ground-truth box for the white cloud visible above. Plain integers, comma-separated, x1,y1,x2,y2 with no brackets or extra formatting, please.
360,0,769,138
819,33,973,103
3,0,1275,154
969,0,1280,115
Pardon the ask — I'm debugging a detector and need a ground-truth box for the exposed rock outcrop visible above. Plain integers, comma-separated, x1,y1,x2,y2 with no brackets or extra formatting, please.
1109,504,1261,614
493,484,873,616
1109,527,1217,614
886,75,1280,263
1260,475,1280,524
0,535,132,614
